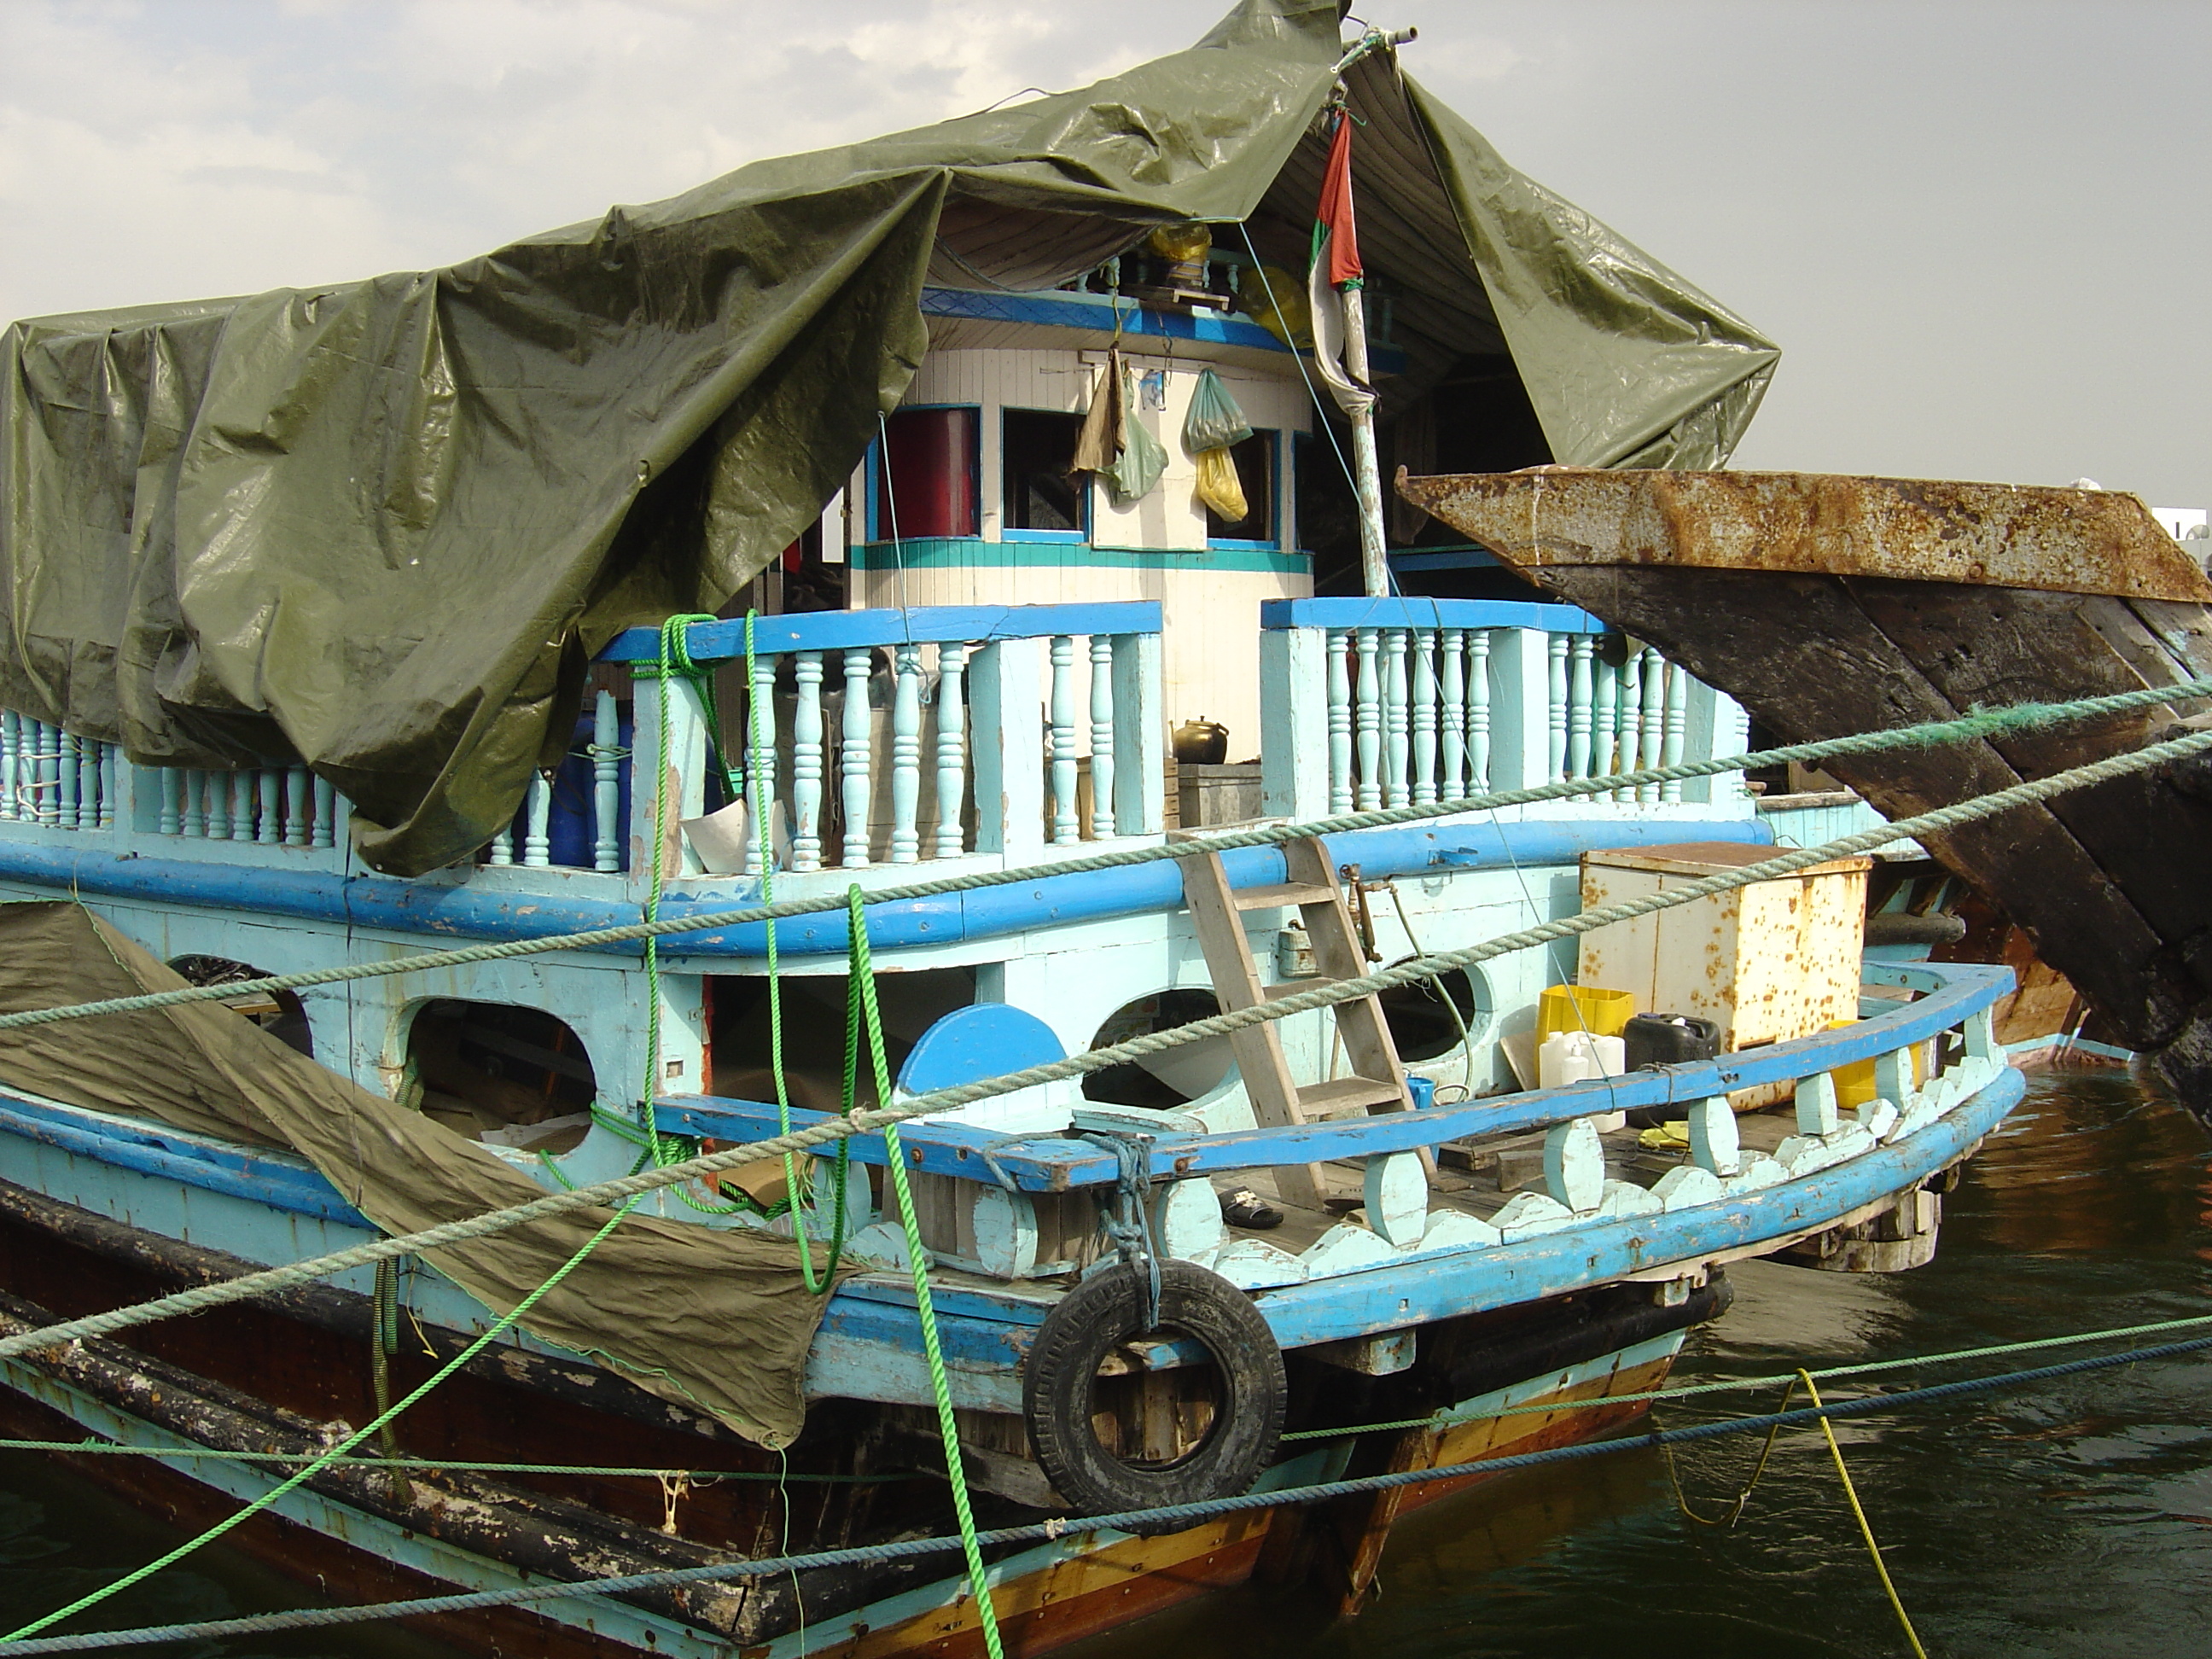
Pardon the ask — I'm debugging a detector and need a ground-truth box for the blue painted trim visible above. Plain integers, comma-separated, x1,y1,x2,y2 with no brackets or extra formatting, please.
1388,545,1505,571
921,285,1286,353
601,602,1161,665
998,527,1088,544
1260,597,1610,633
663,959,2010,1191
918,285,1410,377
1254,1064,2024,1348
0,814,1766,958
842,538,1311,574
0,1092,367,1225
647,816,1773,959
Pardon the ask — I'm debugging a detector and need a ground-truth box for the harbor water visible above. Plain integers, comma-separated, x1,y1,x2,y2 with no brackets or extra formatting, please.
3,1067,2209,1658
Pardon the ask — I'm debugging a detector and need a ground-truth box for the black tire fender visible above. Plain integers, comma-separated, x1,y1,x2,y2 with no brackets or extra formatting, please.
1022,1260,1286,1525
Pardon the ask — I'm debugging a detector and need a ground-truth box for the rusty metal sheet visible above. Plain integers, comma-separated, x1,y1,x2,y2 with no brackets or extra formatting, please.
1396,467,2212,603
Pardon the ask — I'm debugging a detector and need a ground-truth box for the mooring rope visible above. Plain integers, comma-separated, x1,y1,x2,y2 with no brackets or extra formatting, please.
0,720,2203,1367
0,675,2201,1037
6,1325,2208,1654
0,1202,640,1644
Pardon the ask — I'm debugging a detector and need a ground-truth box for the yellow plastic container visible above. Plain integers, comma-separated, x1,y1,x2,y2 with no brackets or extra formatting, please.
1830,1018,1924,1107
1536,984,1636,1041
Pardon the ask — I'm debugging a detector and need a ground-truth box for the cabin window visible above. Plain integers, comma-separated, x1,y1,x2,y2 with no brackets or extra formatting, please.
169,955,313,1057
1081,990,1233,1109
1376,963,1492,1063
1000,409,1087,541
1204,429,1278,547
405,1000,595,1154
873,407,979,541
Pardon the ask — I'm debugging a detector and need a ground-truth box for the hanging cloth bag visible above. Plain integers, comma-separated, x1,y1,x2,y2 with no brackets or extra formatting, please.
1184,368,1254,523
1103,361,1167,506
1071,346,1124,476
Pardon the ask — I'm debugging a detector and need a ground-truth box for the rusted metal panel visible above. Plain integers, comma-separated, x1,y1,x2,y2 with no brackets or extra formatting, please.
1396,467,2212,604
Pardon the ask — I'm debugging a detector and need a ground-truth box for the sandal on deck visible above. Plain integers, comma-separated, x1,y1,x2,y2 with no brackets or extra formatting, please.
1219,1187,1284,1230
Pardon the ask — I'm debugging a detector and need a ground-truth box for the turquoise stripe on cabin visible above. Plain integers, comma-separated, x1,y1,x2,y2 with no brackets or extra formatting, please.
848,537,1310,574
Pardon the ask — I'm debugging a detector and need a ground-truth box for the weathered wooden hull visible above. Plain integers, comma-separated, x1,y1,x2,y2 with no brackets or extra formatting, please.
1397,468,2212,1110
0,1178,1715,1659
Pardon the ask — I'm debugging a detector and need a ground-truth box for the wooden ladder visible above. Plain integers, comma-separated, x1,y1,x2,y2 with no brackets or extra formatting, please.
1179,835,1412,1210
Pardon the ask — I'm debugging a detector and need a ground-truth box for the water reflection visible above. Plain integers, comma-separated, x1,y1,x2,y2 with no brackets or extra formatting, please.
1073,1068,2212,1659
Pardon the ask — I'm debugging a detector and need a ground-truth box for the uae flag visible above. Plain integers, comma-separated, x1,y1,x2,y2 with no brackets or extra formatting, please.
1307,111,1376,419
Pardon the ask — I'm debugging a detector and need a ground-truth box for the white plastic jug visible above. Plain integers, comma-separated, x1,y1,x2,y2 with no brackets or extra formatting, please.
1538,1030,1627,1091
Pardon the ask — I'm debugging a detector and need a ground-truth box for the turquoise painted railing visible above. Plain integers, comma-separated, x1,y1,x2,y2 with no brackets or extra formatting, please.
601,602,1167,876
1257,598,1749,820
0,713,342,849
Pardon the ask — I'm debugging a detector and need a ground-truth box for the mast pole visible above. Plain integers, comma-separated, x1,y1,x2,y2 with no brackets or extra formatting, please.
1341,285,1388,597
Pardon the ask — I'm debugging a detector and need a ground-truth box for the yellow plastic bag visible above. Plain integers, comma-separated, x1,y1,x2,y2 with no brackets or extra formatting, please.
1195,446,1248,522
1235,263,1312,351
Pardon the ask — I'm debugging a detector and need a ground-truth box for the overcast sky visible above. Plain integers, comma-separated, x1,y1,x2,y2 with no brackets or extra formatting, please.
2,0,2204,509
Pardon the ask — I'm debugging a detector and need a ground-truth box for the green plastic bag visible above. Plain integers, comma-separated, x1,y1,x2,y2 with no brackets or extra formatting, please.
1183,368,1253,455
1104,366,1168,505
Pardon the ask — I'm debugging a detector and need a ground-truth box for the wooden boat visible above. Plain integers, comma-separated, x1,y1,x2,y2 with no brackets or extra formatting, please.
0,9,2026,1656
1399,465,2212,1108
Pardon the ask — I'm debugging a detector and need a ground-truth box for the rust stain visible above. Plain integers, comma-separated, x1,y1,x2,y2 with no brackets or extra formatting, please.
1395,466,2212,604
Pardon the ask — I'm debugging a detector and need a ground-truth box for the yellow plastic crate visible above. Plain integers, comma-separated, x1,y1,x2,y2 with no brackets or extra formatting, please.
1536,983,1636,1041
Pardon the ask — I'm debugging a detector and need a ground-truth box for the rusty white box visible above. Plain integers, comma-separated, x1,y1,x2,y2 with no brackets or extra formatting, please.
1576,841,1870,1104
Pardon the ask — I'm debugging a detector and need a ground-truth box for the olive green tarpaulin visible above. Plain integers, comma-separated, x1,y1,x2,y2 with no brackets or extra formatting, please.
0,900,842,1447
0,0,1776,876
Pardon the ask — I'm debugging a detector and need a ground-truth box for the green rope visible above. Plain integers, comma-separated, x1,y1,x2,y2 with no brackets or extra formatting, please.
1,1201,639,1643
1280,1307,2212,1439
750,614,852,1284
1,675,2203,1039
0,721,2205,1368
853,885,1004,1658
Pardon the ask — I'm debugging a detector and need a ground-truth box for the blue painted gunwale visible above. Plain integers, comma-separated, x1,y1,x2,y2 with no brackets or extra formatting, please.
1259,597,1609,633
597,601,1162,665
666,960,2011,1190
0,1004,2020,1369
0,1090,369,1225
0,816,1770,958
818,1060,2023,1353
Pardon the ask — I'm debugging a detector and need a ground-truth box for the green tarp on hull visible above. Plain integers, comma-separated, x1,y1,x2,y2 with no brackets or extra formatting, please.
0,0,1777,876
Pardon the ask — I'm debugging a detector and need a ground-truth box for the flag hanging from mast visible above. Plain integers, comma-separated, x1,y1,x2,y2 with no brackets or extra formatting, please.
1308,110,1376,420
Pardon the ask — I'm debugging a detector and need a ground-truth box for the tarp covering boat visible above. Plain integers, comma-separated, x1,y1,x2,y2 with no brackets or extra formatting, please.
0,0,1777,874
0,902,840,1447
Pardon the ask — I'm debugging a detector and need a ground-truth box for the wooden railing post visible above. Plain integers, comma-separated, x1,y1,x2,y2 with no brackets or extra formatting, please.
971,636,1045,861
1110,632,1164,836
1259,625,1330,824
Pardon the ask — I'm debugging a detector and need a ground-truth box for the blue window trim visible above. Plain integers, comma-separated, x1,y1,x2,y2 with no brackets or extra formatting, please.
1207,428,1283,551
868,405,981,543
1000,527,1090,544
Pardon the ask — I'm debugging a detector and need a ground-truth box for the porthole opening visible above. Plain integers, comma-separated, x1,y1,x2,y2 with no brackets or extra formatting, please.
1377,965,1491,1064
1083,990,1231,1109
707,967,977,1110
406,1000,595,1154
169,955,313,1058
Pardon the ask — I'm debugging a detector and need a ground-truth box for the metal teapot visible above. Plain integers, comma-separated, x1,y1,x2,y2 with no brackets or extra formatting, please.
1173,715,1229,766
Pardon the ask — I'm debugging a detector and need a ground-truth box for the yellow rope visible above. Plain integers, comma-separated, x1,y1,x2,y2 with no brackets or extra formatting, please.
1660,1377,1798,1528
1798,1370,1929,1658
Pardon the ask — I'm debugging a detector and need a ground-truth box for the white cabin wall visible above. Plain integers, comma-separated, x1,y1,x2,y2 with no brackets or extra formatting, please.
853,561,1301,765
876,343,1317,763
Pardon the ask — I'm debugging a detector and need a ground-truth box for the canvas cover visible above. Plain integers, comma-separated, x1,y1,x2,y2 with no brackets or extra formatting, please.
0,901,838,1447
0,0,1776,875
